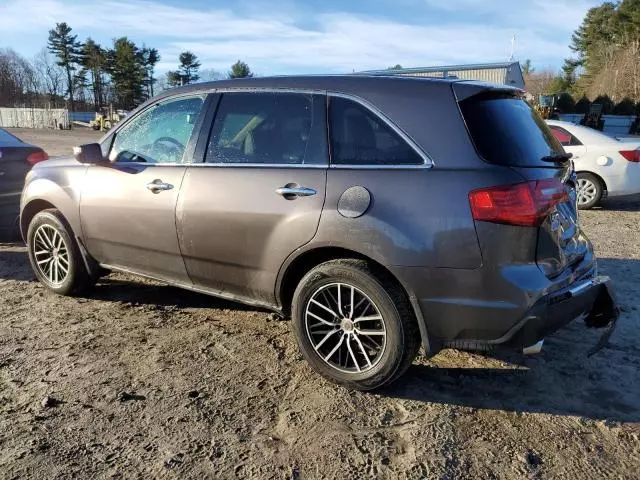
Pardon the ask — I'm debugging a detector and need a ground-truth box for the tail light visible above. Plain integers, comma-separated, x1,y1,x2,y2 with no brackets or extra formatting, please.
619,149,640,162
469,178,568,227
26,150,49,166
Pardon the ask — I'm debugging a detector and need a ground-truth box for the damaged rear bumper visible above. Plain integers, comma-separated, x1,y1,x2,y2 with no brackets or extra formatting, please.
498,275,619,354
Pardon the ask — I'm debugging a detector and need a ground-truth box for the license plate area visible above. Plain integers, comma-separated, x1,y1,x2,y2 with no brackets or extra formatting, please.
584,281,619,357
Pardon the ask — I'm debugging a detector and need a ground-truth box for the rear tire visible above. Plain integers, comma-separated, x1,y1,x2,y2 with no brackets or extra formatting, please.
27,209,96,296
291,259,420,390
576,172,603,210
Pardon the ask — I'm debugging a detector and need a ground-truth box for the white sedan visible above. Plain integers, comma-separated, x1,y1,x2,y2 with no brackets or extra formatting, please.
546,120,640,209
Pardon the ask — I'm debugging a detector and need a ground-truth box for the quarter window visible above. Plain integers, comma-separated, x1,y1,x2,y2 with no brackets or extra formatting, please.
206,92,324,165
110,96,204,164
329,96,423,166
550,126,583,147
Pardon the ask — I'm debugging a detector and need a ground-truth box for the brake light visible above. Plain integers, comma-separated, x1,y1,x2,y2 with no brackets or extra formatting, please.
26,150,49,166
619,149,640,162
469,178,568,227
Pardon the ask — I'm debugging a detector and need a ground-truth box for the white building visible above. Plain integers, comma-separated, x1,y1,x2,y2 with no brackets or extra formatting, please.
361,62,525,89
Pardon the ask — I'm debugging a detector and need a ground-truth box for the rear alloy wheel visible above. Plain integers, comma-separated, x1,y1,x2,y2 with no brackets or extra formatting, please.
291,259,420,390
576,173,603,209
305,283,387,374
27,209,96,296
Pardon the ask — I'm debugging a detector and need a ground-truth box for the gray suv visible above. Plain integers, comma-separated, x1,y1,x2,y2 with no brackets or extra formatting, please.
20,76,618,390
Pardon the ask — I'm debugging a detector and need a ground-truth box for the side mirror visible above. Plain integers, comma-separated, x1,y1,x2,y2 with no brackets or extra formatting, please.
73,143,104,164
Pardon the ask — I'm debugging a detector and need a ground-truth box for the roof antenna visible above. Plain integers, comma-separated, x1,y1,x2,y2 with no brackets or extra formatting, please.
509,35,516,61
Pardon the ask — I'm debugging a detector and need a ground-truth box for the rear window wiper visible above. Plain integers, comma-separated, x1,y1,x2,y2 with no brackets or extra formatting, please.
541,152,573,163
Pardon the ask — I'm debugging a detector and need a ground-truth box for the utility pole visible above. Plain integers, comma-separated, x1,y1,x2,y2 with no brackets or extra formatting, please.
509,35,516,62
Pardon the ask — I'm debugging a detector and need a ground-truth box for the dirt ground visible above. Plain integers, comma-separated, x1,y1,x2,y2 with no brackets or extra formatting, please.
5,128,103,157
0,129,639,479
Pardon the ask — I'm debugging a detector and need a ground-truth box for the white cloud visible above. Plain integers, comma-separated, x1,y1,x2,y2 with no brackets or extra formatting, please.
422,0,598,30
0,0,596,74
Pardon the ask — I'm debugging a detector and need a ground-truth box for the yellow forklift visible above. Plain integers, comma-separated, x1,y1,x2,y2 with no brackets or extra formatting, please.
535,95,560,120
90,105,127,131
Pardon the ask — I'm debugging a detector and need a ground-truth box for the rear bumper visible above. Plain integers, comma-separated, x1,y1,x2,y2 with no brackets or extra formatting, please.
602,163,640,197
391,259,619,355
0,202,20,236
487,275,618,348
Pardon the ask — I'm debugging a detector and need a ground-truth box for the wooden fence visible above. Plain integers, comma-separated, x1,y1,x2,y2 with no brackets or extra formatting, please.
0,107,69,129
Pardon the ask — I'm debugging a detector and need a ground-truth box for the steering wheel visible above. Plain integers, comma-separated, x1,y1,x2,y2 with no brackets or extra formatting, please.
152,136,185,163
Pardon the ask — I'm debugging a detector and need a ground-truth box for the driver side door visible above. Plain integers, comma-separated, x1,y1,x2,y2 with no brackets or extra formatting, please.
80,94,207,283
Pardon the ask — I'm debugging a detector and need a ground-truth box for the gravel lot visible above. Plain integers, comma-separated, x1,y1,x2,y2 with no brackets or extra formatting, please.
0,129,639,479
5,127,103,157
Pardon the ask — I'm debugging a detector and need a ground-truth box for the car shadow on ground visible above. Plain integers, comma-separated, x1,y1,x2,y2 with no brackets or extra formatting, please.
88,277,264,312
381,357,638,423
0,245,34,282
0,242,267,312
2,244,638,422
380,257,640,423
597,194,640,211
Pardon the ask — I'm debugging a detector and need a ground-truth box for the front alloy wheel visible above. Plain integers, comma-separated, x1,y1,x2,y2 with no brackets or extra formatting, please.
27,209,97,296
32,224,71,286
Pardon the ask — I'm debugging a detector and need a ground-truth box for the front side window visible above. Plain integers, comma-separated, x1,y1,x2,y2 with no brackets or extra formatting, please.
110,96,204,164
206,92,324,165
329,96,424,166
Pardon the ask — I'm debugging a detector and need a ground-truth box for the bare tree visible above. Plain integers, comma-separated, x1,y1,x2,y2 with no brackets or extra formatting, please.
198,68,225,82
33,48,66,107
524,69,559,99
0,48,38,107
587,40,640,103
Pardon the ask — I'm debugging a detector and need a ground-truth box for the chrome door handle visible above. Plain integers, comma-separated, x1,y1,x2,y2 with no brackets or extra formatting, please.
275,186,317,198
146,179,174,193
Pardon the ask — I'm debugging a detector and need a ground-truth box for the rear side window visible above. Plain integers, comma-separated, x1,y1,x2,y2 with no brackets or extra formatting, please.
550,126,582,147
329,96,423,166
459,92,564,167
206,92,326,165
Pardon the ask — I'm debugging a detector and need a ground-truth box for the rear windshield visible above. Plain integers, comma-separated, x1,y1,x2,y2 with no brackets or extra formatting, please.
0,128,21,144
459,92,564,167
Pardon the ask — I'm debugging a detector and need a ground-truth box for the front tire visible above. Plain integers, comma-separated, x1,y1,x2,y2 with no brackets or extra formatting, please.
27,209,96,296
576,172,603,209
291,259,420,390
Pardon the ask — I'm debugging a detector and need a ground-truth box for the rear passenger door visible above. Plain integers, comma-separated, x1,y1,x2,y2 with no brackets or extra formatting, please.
178,91,327,305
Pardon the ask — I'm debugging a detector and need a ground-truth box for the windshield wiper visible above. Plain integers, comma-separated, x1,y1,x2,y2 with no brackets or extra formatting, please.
541,152,573,163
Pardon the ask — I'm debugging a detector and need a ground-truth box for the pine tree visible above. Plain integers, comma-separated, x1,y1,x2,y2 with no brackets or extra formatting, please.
228,60,253,79
106,37,146,110
47,22,82,111
178,51,201,84
141,47,160,97
73,68,90,106
81,38,107,110
166,70,183,88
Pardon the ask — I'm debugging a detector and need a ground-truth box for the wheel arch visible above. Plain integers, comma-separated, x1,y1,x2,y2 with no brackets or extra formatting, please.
20,199,57,241
576,170,608,193
277,246,434,356
21,170,85,244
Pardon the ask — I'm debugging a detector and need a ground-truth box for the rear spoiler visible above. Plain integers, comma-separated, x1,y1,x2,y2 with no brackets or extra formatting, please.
452,81,522,102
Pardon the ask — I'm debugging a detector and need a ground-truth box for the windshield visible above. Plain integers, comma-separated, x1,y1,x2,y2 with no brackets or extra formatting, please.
460,92,565,167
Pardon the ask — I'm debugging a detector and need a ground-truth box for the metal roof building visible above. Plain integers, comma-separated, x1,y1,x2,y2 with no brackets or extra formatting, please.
361,62,525,89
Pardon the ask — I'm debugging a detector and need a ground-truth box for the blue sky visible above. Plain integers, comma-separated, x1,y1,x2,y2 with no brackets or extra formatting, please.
0,0,601,75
